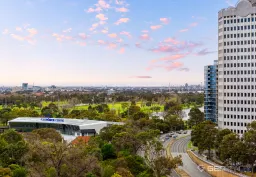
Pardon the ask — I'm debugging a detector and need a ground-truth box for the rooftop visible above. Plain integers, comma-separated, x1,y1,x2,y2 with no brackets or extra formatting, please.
8,117,121,127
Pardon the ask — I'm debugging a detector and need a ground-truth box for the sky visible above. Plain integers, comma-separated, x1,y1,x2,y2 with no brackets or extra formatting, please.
0,0,237,86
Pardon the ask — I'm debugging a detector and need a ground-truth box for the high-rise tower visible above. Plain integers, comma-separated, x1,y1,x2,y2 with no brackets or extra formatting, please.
218,0,256,134
204,60,218,123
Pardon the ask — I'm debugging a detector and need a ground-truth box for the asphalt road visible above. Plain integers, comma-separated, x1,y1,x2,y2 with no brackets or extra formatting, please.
171,136,211,177
161,135,180,177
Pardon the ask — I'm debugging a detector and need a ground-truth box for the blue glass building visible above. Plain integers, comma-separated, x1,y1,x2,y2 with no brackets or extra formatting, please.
204,60,218,123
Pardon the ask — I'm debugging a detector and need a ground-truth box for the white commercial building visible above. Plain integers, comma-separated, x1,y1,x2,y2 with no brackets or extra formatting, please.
218,0,256,134
8,117,123,141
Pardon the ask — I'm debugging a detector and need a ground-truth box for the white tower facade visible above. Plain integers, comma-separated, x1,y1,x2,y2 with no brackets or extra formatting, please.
218,0,256,134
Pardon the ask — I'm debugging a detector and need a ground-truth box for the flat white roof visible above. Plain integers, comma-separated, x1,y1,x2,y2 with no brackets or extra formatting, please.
8,117,123,128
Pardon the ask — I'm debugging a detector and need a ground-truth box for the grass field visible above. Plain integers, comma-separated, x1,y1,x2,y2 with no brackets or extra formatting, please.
41,101,68,107
187,141,198,151
73,102,164,114
73,102,164,113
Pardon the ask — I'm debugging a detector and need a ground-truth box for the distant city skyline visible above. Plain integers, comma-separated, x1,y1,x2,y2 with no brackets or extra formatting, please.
0,0,232,85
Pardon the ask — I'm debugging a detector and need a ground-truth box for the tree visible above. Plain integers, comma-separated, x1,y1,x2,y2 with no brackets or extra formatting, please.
32,128,63,143
99,125,126,142
243,121,256,173
102,165,115,177
128,105,140,116
164,115,184,131
132,111,149,121
165,104,184,118
164,101,177,111
215,129,232,158
1,112,17,125
121,103,129,111
191,121,217,159
151,156,182,177
187,108,204,127
115,168,134,177
9,164,27,177
0,168,11,177
0,129,28,167
101,143,116,160
24,140,100,177
111,173,122,177
219,133,246,169
124,155,149,176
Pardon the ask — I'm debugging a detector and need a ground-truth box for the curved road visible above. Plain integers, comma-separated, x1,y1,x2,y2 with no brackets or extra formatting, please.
171,136,211,177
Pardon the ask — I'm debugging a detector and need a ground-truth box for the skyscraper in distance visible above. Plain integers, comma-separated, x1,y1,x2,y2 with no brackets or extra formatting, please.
22,83,28,91
218,0,256,134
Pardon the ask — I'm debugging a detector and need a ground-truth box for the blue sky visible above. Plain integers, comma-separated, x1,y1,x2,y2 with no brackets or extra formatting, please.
0,0,236,86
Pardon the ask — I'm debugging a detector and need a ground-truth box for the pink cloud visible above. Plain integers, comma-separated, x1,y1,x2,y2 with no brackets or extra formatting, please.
118,38,123,43
160,18,170,24
10,34,36,45
120,31,132,38
78,33,87,39
108,33,118,38
150,25,162,30
146,61,184,72
151,41,202,53
10,34,24,41
115,18,130,25
77,41,86,46
141,30,149,33
163,38,180,45
16,27,22,32
23,24,30,29
119,48,125,54
158,53,189,61
101,29,108,34
89,23,99,31
63,28,72,33
108,43,117,49
115,0,126,5
96,14,108,21
190,22,198,27
86,7,102,13
152,45,178,53
52,33,73,42
135,43,141,48
165,62,184,71
140,33,150,40
116,7,129,12
27,28,38,36
130,76,152,79
97,0,110,9
2,29,9,35
179,29,189,32
98,40,105,45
